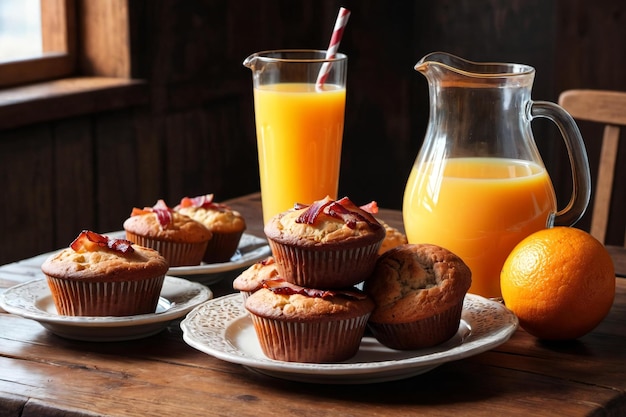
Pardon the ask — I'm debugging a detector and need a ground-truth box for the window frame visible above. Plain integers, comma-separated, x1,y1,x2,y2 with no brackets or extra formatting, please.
0,0,75,88
0,0,144,130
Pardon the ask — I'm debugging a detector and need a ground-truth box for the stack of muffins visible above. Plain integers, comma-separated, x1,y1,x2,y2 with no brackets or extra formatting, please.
234,196,472,363
240,196,385,363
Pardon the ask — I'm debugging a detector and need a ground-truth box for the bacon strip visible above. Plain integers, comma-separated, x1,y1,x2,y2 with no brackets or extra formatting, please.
130,200,173,228
153,208,173,228
336,197,379,225
131,207,151,216
108,238,133,253
262,279,368,300
359,200,379,215
70,230,134,254
296,196,333,224
179,194,230,211
295,196,381,229
180,194,214,208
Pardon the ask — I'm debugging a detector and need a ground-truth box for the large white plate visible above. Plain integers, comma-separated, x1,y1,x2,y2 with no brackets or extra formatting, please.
108,231,271,284
0,276,212,342
181,293,518,384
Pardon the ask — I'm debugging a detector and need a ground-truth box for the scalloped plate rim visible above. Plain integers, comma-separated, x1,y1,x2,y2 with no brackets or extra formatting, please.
180,293,518,383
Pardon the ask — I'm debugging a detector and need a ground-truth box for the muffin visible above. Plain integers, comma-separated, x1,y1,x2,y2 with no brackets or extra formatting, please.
377,219,408,255
264,196,385,289
176,194,246,263
245,281,375,363
232,256,280,300
364,244,472,350
123,199,212,266
41,230,169,316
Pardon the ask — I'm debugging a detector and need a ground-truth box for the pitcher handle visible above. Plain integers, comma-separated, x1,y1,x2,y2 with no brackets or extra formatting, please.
530,101,591,227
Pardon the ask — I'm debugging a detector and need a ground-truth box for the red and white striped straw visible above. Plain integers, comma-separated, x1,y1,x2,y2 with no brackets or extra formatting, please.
316,7,351,88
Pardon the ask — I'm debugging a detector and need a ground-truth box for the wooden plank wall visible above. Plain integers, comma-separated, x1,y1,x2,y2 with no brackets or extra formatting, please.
554,0,626,242
0,0,624,265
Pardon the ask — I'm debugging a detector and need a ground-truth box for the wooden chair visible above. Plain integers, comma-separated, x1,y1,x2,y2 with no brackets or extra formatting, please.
558,89,626,245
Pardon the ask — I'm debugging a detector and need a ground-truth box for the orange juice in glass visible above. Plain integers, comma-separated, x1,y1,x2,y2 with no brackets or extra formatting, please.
403,157,557,298
253,83,345,223
244,50,348,224
404,52,591,299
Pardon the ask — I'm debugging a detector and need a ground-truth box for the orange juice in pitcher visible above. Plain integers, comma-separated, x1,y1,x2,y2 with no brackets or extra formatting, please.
403,157,557,297
403,52,591,298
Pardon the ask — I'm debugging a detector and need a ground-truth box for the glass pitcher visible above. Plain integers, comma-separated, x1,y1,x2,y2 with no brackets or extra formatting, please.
403,52,591,299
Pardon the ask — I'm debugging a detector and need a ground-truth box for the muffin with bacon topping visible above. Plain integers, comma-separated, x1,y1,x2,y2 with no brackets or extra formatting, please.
41,230,169,316
232,256,280,300
377,219,408,255
264,196,385,289
123,199,212,266
175,194,246,263
245,280,375,363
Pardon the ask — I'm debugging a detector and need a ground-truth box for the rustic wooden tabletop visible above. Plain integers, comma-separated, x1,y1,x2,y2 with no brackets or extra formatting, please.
0,193,624,417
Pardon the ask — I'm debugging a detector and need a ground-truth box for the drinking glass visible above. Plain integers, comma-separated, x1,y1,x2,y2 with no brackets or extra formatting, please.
243,50,348,224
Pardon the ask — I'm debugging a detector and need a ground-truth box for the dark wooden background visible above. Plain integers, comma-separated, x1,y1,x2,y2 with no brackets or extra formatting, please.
1,0,625,264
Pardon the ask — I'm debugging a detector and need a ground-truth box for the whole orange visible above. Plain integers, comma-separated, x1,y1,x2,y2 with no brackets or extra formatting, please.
500,226,615,340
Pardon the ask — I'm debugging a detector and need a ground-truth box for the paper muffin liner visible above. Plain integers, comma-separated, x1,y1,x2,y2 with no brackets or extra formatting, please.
238,290,253,303
203,229,244,263
45,274,165,317
125,232,207,266
267,239,382,289
368,301,464,350
249,313,370,363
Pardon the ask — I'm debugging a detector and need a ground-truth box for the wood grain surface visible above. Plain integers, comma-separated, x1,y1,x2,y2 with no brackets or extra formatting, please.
0,193,624,417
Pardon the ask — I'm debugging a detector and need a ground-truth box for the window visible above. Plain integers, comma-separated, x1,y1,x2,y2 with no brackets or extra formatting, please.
0,0,140,130
0,0,74,88
0,0,42,61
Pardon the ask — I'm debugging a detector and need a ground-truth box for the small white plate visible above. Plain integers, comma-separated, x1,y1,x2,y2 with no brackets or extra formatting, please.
108,231,271,284
181,293,518,384
168,233,270,279
0,276,212,342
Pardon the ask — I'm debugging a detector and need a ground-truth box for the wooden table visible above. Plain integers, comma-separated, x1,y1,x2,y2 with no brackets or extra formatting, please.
1,193,624,417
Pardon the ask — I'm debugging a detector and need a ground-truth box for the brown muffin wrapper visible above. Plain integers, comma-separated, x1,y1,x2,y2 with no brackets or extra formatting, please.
268,240,382,289
238,290,252,303
249,313,370,363
45,274,165,317
368,301,464,350
125,232,207,266
203,230,244,263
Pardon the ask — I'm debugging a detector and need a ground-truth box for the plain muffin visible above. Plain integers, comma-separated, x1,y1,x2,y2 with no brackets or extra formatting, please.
364,243,471,350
